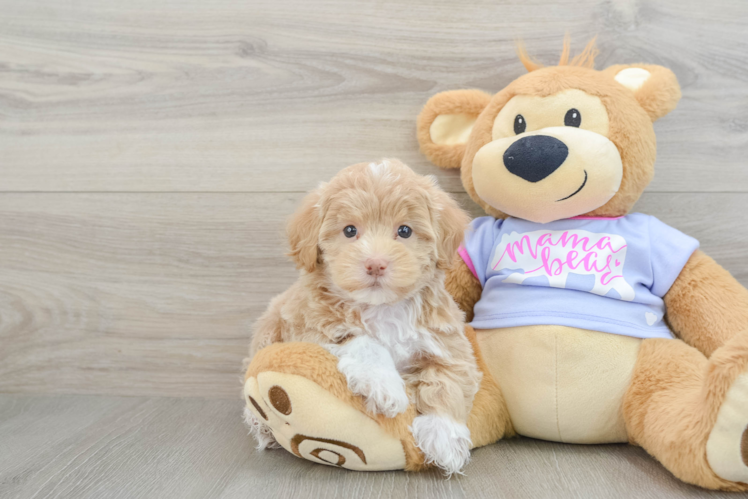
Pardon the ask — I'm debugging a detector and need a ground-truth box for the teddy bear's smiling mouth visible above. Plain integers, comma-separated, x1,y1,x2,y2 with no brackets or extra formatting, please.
556,170,588,202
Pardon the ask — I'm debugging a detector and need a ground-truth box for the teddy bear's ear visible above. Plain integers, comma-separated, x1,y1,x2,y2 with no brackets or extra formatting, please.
603,64,681,122
417,89,492,169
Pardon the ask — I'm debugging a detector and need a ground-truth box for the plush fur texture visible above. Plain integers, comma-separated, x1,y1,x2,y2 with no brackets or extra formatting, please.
417,89,492,169
665,250,748,357
421,65,659,221
418,39,748,490
244,328,513,471
248,159,482,474
417,41,682,222
624,332,748,491
245,341,426,470
601,64,681,121
444,258,483,322
243,40,748,488
517,36,598,73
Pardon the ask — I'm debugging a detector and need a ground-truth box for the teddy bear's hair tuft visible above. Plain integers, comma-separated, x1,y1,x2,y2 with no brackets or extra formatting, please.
516,35,598,73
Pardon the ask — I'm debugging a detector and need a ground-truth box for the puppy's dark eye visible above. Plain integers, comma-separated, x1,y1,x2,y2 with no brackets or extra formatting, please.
343,225,357,238
564,108,581,127
397,225,412,239
513,114,526,135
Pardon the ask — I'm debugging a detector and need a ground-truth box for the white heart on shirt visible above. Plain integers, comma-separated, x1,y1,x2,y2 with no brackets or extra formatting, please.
645,312,658,326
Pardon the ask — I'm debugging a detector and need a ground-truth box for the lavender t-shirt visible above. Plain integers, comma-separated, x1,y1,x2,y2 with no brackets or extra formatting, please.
459,214,699,339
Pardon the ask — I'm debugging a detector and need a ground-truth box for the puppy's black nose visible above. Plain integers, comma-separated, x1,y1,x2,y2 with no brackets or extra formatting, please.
503,135,569,183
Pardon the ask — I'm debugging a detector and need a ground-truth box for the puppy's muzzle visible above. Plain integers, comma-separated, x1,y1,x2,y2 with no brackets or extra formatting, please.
365,258,388,277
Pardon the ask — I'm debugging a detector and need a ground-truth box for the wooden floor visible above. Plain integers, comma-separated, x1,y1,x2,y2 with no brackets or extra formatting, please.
1,0,748,497
1,394,746,499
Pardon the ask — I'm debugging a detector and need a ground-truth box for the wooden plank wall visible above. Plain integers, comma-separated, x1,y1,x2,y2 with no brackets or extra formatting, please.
1,0,747,398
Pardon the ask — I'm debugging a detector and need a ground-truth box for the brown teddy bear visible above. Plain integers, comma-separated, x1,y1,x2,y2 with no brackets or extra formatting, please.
244,40,748,491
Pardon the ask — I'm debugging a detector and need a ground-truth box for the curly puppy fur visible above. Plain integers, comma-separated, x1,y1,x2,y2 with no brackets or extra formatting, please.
243,407,282,450
248,159,481,475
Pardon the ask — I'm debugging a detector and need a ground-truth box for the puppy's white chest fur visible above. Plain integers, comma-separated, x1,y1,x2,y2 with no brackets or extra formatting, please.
360,300,444,371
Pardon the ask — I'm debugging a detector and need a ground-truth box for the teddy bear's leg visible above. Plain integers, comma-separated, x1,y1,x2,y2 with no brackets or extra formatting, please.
623,334,748,491
244,342,421,471
243,330,512,471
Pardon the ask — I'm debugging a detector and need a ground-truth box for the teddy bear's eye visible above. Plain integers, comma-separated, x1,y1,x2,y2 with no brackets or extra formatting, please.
513,114,526,135
564,108,581,127
343,225,357,238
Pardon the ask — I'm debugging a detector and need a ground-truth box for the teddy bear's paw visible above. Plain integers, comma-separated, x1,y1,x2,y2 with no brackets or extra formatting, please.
327,339,410,418
410,414,471,476
243,406,282,450
706,372,748,483
243,370,407,471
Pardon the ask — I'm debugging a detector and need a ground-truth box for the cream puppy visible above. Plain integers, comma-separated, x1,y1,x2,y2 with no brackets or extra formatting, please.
247,159,481,475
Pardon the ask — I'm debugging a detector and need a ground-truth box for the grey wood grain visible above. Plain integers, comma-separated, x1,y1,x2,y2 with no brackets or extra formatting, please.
0,394,745,499
0,0,746,193
0,192,747,398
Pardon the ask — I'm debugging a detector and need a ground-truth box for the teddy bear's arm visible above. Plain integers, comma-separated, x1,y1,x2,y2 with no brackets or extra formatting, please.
445,256,482,322
664,250,748,357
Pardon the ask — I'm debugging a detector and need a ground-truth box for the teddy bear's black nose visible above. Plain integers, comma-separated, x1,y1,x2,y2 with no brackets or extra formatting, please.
503,135,569,183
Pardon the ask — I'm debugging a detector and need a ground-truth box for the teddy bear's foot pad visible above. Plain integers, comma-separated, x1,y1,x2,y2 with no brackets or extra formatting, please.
244,371,406,471
707,372,748,483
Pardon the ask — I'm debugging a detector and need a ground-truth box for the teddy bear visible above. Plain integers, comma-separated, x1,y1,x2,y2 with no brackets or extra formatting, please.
243,39,748,491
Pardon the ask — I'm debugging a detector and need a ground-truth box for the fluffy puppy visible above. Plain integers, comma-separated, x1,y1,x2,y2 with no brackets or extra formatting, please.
247,159,481,475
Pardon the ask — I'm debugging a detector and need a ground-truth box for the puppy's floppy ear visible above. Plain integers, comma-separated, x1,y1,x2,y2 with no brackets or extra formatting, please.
424,178,471,269
287,186,325,273
417,89,492,169
603,64,681,121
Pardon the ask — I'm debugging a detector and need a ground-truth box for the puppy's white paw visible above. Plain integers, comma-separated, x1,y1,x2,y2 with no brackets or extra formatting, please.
411,414,471,476
327,337,409,418
340,360,409,418
243,407,282,450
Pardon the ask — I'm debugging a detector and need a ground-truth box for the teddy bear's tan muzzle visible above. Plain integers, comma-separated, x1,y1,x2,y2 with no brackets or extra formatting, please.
472,126,623,223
